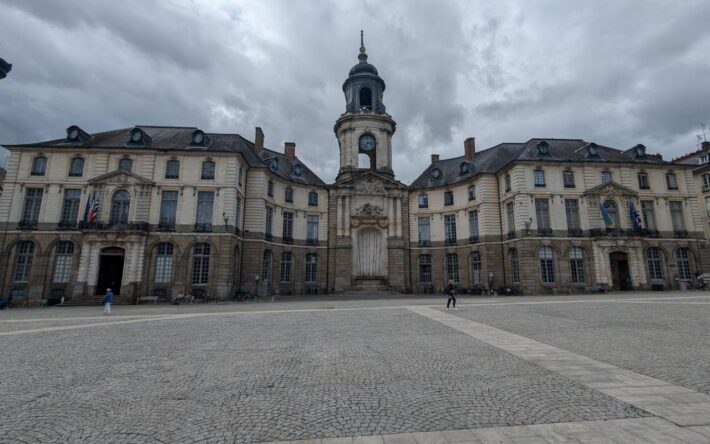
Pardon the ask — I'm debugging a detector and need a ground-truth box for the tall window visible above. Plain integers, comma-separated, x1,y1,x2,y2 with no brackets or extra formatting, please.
562,170,575,188
641,201,656,230
236,196,242,229
307,215,319,243
638,172,650,190
308,191,318,206
506,202,515,236
280,252,292,283
238,165,243,186
666,172,678,190
13,241,34,283
533,169,546,187
154,243,173,283
285,187,293,203
468,185,476,201
703,173,710,190
419,255,432,283
109,190,130,225
21,188,43,226
265,206,273,236
417,217,430,243
165,160,180,179
669,201,685,231
305,253,318,283
201,160,215,180
118,158,133,172
282,211,294,241
444,191,454,206
646,248,663,281
191,243,210,285
59,189,81,226
539,246,555,283
505,174,511,191
601,171,612,184
69,157,85,177
159,191,178,229
468,209,479,241
535,199,550,230
31,156,47,176
603,200,619,228
470,252,482,285
196,191,214,227
676,248,692,280
565,199,580,230
510,248,520,284
52,241,74,283
446,253,459,283
444,214,457,244
267,180,274,197
262,250,272,281
569,247,585,283
418,194,428,208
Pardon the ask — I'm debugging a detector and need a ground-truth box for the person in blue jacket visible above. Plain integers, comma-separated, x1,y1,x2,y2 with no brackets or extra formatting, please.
102,288,113,315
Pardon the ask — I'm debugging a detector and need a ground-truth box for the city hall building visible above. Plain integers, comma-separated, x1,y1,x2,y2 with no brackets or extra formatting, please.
1,41,709,305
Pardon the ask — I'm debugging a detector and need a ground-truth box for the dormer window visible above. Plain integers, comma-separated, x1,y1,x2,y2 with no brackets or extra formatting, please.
119,158,133,172
129,128,144,144
634,144,646,158
459,162,471,175
536,141,550,156
31,155,47,176
201,160,215,180
431,168,442,180
66,125,90,143
192,129,206,146
292,164,303,177
586,143,599,158
269,158,279,172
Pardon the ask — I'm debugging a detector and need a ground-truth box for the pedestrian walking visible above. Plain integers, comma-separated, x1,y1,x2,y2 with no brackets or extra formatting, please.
103,288,113,315
446,280,457,310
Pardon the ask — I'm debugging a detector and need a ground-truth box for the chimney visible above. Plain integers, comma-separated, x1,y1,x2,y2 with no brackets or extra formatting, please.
254,127,264,153
431,154,440,163
464,137,476,161
285,142,296,161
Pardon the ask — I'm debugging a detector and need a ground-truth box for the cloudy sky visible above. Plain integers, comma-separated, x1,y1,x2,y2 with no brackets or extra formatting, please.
1,0,709,182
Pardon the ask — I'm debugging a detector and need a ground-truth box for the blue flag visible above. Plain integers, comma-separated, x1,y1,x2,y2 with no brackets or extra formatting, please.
599,204,616,228
629,202,642,229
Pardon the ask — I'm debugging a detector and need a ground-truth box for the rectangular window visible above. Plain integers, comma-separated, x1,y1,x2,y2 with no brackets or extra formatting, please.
21,188,43,225
444,214,457,244
285,188,293,203
155,253,173,284
195,191,214,225
308,191,318,206
60,189,81,226
446,253,459,283
280,253,292,283
669,201,685,231
565,199,580,230
419,255,432,283
562,170,575,188
307,215,319,243
265,206,273,236
444,191,454,206
191,257,209,285
570,248,585,283
282,211,294,241
14,243,34,283
535,198,550,230
638,173,650,190
267,180,274,197
505,174,511,192
305,254,318,283
510,250,520,284
506,202,515,236
471,253,482,285
601,171,612,183
417,217,430,243
31,156,47,176
533,169,546,187
159,191,178,228
641,201,656,230
468,209,479,241
52,249,73,284
666,173,678,190
418,194,428,208
647,249,663,281
235,196,242,229
467,185,476,201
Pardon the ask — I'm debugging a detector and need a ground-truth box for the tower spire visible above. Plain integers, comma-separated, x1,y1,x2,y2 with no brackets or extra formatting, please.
358,30,367,63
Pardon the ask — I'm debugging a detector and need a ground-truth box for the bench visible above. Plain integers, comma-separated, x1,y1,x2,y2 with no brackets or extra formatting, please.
136,296,160,304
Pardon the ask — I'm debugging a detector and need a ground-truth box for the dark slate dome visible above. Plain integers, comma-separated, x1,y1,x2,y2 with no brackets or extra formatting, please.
349,60,379,76
342,31,387,114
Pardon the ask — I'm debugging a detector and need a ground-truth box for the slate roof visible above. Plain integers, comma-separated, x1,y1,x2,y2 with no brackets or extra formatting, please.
3,125,326,186
410,138,670,189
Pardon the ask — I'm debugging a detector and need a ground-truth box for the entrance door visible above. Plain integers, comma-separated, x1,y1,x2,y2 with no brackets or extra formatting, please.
96,247,125,295
356,228,384,277
609,251,630,291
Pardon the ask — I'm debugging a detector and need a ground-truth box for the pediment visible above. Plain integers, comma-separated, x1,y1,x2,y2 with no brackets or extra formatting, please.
583,181,637,197
338,171,406,194
89,170,154,186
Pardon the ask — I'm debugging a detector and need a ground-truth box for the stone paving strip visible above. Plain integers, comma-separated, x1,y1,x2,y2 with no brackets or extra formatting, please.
408,306,710,430
261,417,710,443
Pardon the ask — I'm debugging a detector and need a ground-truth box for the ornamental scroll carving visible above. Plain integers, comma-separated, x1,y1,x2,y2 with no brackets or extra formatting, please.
352,203,388,229
354,177,386,195
355,203,383,217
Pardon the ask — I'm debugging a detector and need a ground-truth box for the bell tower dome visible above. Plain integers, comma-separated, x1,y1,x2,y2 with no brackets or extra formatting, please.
335,31,396,181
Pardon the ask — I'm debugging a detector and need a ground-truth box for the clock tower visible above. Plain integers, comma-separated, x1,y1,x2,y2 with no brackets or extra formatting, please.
334,31,396,181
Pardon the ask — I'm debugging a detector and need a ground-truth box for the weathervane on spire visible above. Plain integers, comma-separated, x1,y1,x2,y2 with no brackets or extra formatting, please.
358,30,368,63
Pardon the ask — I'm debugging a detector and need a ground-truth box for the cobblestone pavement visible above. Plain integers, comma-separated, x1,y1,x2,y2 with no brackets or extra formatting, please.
1,292,708,443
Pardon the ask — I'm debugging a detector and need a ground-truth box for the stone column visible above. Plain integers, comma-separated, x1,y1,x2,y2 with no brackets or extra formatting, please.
395,197,402,238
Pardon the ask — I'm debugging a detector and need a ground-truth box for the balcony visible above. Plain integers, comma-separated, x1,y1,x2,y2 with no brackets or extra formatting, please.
673,230,689,238
157,221,176,231
507,231,516,239
264,233,273,242
17,220,37,230
57,221,78,230
537,228,553,237
589,228,636,237
283,236,294,244
79,221,149,232
639,228,660,237
444,238,457,245
567,228,583,237
306,238,320,246
193,223,213,233
418,240,431,247
468,235,480,244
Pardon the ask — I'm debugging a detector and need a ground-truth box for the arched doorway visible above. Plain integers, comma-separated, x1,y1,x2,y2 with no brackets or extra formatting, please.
609,251,630,290
96,247,125,294
356,228,385,277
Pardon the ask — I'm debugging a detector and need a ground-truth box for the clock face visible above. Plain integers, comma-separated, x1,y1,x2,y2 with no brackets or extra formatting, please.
68,128,79,140
359,134,375,152
131,131,142,142
193,132,204,144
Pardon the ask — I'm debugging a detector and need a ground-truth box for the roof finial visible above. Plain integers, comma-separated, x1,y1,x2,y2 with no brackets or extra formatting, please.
358,30,368,63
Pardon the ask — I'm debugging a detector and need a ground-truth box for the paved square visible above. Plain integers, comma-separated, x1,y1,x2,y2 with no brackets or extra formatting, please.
1,292,710,443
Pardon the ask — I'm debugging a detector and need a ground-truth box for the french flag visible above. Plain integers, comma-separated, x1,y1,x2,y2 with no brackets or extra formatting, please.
84,191,100,223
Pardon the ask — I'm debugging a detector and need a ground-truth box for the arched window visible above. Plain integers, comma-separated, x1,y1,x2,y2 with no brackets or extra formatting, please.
359,86,372,110
69,157,85,177
13,241,34,283
31,156,47,176
262,250,272,282
165,160,180,179
509,249,520,284
280,252,292,283
676,248,692,280
470,252,482,285
201,160,215,180
539,246,555,283
569,247,585,283
52,241,74,283
118,158,133,172
191,243,210,285
603,200,619,228
305,253,318,284
154,243,174,283
109,190,130,225
647,248,663,281
446,253,459,283
419,255,432,283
